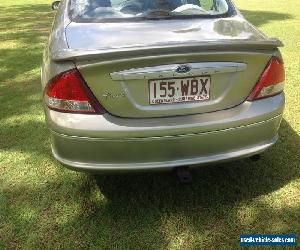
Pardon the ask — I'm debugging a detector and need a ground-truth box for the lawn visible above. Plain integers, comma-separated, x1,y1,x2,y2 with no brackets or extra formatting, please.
0,0,299,249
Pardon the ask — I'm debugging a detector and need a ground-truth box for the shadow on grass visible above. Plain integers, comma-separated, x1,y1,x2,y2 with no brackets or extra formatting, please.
240,9,293,27
0,4,53,123
0,4,53,85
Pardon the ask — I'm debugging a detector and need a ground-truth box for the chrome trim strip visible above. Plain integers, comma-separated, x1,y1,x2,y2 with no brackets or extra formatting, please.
110,62,247,80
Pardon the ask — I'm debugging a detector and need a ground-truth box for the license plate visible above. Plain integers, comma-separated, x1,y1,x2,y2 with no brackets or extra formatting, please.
149,76,210,105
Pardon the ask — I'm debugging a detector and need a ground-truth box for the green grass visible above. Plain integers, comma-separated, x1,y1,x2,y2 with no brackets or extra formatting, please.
0,0,299,249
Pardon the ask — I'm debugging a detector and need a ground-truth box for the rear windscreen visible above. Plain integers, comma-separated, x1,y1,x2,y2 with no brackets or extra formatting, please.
69,0,234,22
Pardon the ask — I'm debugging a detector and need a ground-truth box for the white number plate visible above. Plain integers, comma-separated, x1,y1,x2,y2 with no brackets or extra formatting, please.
149,76,210,105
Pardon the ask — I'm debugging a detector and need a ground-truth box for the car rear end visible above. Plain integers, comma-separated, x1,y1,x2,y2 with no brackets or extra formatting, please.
41,0,285,172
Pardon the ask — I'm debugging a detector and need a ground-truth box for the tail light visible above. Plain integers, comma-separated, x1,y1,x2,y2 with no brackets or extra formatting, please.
248,57,285,101
44,69,106,114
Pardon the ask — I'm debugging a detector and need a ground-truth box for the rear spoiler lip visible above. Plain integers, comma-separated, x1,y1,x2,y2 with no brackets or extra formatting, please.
52,39,283,62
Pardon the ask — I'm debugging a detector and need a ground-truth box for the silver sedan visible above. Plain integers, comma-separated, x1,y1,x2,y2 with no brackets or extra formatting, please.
41,0,285,172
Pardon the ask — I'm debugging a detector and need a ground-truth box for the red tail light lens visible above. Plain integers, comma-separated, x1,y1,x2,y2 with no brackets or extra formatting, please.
248,57,285,101
44,69,106,114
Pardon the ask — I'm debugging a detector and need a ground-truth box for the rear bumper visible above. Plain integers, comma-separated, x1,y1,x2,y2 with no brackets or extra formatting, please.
47,94,284,172
51,115,282,172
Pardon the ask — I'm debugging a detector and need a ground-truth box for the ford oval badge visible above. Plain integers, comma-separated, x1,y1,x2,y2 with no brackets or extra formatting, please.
176,65,191,74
